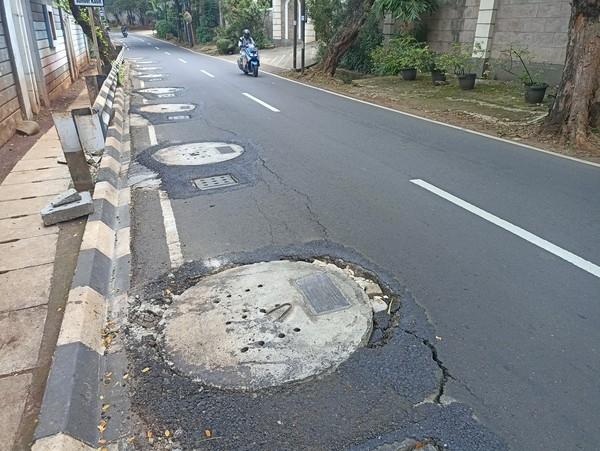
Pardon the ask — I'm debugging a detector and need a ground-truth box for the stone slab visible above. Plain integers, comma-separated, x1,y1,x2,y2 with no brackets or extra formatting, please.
51,189,81,207
0,215,58,241
3,167,70,185
22,145,62,161
40,191,93,226
0,373,32,450
0,264,53,312
12,158,60,172
0,305,47,374
0,179,71,202
0,196,56,220
0,234,58,272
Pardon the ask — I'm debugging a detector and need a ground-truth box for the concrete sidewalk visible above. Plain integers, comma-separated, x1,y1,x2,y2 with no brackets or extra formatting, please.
0,90,88,451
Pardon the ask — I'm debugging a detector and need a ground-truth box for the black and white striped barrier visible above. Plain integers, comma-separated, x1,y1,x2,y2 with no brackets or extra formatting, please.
93,48,125,138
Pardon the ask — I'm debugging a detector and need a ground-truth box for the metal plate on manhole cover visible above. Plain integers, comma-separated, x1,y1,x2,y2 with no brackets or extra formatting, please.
157,93,176,98
147,78,163,82
138,87,183,95
136,73,167,79
167,115,191,121
193,174,238,190
294,272,351,315
140,104,195,114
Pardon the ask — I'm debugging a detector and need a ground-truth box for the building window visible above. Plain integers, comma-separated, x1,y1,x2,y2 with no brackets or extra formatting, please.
43,5,57,48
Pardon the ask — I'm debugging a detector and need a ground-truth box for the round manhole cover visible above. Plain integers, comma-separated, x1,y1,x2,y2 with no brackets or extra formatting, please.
140,104,195,114
152,142,244,166
162,261,373,389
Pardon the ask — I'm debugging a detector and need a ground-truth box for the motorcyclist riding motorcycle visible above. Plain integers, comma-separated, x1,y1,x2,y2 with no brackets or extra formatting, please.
121,24,128,37
238,29,255,65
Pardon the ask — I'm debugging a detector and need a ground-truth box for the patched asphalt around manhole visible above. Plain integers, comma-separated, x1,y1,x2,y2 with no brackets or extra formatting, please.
161,260,373,390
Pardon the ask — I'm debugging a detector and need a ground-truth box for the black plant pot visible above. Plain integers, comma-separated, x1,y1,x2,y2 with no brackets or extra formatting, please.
524,83,548,104
431,70,446,83
458,73,476,90
400,68,417,81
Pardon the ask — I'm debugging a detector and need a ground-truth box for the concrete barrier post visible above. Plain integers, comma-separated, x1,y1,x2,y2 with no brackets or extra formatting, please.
72,107,105,156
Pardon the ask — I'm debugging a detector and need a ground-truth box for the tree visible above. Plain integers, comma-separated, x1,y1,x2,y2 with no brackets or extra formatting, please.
544,0,600,150
314,0,436,76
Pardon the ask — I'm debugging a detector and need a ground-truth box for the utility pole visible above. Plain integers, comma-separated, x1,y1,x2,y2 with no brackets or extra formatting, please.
87,7,102,74
293,0,298,70
300,0,305,74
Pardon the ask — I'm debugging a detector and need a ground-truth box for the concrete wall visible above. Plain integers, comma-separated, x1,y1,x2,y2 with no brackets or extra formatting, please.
68,14,89,69
0,15,23,147
427,0,480,52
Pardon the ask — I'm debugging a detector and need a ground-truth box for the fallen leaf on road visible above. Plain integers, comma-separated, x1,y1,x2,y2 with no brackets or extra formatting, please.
102,403,110,412
204,429,212,438
98,419,107,432
147,431,153,439
123,372,129,379
142,367,151,373
165,430,171,437
98,438,107,445
127,436,135,443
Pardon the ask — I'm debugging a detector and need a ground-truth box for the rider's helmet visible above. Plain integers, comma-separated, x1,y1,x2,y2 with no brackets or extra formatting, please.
242,29,251,39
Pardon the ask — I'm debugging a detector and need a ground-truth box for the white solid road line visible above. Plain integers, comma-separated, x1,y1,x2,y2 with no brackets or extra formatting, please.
158,190,184,268
411,179,600,279
178,58,187,64
242,93,280,112
201,70,215,78
155,46,160,50
148,124,158,146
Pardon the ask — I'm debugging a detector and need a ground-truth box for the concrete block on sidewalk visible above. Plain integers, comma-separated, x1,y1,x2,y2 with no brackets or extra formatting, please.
41,191,93,226
51,189,82,208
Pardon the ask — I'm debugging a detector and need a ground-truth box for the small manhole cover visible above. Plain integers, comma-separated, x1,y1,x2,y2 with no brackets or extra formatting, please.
140,104,195,114
157,93,176,98
193,174,238,190
147,78,163,82
136,73,167,79
138,87,183,94
162,261,372,389
167,115,191,121
152,142,244,166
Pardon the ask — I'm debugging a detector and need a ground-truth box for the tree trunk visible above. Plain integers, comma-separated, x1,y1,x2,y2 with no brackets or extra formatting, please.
321,0,376,76
68,1,117,65
544,0,600,150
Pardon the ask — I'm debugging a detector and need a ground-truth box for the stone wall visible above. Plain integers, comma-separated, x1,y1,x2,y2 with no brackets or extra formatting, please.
426,0,480,52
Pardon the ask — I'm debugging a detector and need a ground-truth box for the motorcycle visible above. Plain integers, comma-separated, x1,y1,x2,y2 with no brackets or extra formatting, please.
238,44,260,77
122,30,128,38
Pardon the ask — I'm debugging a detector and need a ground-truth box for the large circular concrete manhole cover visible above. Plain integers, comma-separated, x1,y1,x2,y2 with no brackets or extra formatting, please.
162,261,373,389
139,104,195,113
138,87,183,95
152,142,244,166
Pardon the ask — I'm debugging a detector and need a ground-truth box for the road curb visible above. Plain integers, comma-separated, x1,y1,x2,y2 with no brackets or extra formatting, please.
32,85,132,450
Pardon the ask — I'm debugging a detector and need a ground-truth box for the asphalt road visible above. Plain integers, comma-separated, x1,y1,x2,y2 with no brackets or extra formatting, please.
123,33,600,450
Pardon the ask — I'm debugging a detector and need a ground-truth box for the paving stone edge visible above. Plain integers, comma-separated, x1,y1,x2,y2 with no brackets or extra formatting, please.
32,84,131,451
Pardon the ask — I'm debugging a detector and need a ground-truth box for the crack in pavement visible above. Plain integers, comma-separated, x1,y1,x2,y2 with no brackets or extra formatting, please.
252,193,275,245
257,154,329,239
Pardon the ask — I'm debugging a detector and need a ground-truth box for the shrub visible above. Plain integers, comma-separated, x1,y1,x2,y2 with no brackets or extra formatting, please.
371,36,430,75
436,43,477,76
196,18,217,43
216,38,234,54
155,19,176,39
217,0,270,49
339,11,383,73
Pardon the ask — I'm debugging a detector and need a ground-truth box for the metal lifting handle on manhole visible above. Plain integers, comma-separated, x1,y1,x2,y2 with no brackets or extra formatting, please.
265,303,293,321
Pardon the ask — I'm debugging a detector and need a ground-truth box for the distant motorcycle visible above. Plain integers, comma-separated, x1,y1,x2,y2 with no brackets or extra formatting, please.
122,30,128,38
238,44,259,77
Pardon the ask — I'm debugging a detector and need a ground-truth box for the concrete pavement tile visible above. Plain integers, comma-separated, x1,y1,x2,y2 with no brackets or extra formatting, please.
21,145,62,161
32,433,94,451
0,264,53,313
12,158,62,172
0,179,70,201
3,167,70,185
0,234,58,272
0,214,58,241
0,373,32,450
0,306,47,374
0,196,56,220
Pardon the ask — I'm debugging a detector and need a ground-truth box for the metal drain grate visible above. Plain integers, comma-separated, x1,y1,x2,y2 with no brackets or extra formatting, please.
193,174,238,190
294,272,351,315
167,115,191,120
216,145,236,154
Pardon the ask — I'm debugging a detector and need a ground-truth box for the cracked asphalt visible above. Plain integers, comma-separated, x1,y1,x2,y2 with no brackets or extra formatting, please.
110,33,600,450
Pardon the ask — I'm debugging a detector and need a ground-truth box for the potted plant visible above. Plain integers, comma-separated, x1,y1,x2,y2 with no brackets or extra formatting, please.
437,44,477,90
428,51,447,83
371,36,430,80
502,46,548,104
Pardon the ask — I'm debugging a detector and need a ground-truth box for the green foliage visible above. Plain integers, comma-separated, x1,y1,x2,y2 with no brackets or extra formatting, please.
193,0,219,43
155,19,176,38
375,0,437,22
339,11,383,73
216,38,234,54
307,0,345,44
370,36,431,75
436,43,476,76
217,0,270,49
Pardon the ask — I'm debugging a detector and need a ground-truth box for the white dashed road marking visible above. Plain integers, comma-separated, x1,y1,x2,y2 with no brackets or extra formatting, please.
200,70,215,78
242,93,280,112
410,179,600,279
178,58,187,64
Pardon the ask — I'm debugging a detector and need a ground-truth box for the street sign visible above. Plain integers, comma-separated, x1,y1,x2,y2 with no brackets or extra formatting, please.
74,0,104,6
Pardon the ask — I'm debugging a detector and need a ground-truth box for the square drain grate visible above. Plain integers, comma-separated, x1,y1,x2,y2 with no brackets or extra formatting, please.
193,174,238,190
167,115,191,120
294,272,351,315
216,145,236,154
